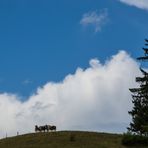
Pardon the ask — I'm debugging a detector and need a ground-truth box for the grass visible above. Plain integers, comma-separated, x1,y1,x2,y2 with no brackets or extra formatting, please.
0,131,146,148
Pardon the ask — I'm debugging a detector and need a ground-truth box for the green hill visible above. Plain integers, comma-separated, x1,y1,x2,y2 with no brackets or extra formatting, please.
0,131,135,148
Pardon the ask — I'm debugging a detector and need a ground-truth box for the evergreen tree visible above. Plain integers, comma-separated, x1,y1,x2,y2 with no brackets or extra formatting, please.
128,39,148,136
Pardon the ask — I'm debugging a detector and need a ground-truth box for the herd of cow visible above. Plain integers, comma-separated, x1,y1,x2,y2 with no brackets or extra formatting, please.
35,125,56,132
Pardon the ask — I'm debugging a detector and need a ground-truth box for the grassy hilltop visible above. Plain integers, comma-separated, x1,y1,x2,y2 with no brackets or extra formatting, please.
0,131,142,148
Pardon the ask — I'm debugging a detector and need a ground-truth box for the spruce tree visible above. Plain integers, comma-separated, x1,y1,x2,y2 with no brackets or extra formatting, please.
128,39,148,136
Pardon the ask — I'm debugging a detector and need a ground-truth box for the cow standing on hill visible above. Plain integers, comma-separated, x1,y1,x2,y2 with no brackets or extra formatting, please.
35,125,46,132
50,125,56,131
45,125,56,132
35,125,41,132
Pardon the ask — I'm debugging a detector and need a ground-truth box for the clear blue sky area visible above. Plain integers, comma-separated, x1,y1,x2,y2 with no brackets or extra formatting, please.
0,0,147,97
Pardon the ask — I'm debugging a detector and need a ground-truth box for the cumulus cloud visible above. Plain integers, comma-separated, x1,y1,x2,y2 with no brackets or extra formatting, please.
119,0,148,10
0,51,141,138
80,9,108,32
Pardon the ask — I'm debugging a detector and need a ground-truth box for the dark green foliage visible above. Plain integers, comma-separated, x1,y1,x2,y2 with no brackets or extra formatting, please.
128,39,148,136
122,133,148,146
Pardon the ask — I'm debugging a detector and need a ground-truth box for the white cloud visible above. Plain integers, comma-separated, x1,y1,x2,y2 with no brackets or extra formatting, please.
0,51,141,138
80,9,108,32
119,0,148,10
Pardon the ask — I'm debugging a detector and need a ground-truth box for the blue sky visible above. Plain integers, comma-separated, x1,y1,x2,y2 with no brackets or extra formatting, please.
1,0,148,136
0,0,147,97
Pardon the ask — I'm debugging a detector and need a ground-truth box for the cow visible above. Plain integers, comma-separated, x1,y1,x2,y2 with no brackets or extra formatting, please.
35,125,41,132
35,125,46,132
44,125,56,132
40,125,46,132
49,125,56,131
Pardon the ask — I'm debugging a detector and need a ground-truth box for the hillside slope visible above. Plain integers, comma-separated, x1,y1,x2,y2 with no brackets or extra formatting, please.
0,131,127,148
